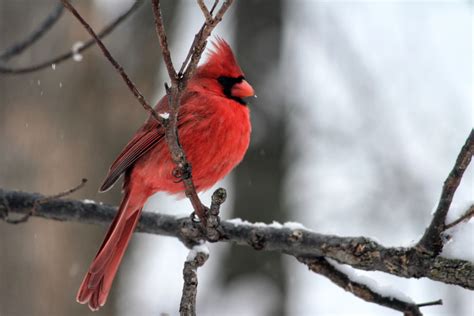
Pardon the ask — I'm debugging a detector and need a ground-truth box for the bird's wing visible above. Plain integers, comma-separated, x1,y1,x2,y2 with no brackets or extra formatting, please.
99,122,164,192
99,91,198,192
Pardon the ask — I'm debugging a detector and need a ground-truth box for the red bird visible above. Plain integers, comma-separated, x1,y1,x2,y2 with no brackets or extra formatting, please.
76,39,254,310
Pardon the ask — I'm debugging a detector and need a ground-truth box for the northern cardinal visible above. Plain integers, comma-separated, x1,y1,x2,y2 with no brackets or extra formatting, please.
76,39,254,311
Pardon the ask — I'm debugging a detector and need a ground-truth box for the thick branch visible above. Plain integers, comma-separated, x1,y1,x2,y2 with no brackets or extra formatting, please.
0,1,142,75
417,129,474,254
1,187,472,290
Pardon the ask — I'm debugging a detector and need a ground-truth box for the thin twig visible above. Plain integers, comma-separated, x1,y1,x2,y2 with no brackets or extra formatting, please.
151,0,178,83
179,246,209,316
178,0,219,76
298,256,440,316
417,129,474,255
444,204,474,230
197,0,213,23
181,0,234,83
0,179,86,224
0,4,64,62
59,0,162,123
37,178,88,202
0,1,142,75
416,300,443,308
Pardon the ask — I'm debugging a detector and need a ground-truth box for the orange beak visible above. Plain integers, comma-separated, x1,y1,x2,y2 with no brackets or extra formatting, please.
231,80,255,98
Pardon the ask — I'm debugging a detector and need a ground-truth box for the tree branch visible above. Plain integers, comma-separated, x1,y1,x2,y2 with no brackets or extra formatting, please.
59,0,162,123
417,129,474,255
151,0,178,84
177,0,219,76
0,1,142,75
197,0,213,24
0,3,64,62
179,245,209,316
298,256,442,316
151,0,234,222
444,204,474,230
1,187,472,290
181,0,234,83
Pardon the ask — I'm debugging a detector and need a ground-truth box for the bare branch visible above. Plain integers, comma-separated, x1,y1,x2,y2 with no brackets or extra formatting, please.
298,256,439,316
197,0,213,23
416,300,443,308
417,129,474,255
177,0,219,76
181,0,234,83
0,1,142,75
179,246,209,316
59,0,162,123
444,204,474,230
1,187,472,290
151,0,178,83
0,4,64,62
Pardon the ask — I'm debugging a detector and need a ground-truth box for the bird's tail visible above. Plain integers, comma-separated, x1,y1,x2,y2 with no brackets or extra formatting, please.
76,190,143,311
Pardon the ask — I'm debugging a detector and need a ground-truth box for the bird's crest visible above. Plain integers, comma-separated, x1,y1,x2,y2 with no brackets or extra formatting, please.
198,37,244,78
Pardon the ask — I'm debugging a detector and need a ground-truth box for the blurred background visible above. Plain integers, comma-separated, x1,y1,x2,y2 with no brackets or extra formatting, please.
0,0,472,315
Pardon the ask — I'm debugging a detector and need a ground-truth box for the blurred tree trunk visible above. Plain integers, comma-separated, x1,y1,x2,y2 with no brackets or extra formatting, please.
222,1,287,315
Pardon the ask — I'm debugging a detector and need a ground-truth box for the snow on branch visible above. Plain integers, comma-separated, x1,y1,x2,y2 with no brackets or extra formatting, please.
1,186,472,292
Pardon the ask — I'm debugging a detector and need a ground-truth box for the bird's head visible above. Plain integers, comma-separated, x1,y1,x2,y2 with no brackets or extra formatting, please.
194,38,254,105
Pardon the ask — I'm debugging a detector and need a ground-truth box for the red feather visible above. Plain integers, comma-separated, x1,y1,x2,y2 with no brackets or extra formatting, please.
77,39,253,310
